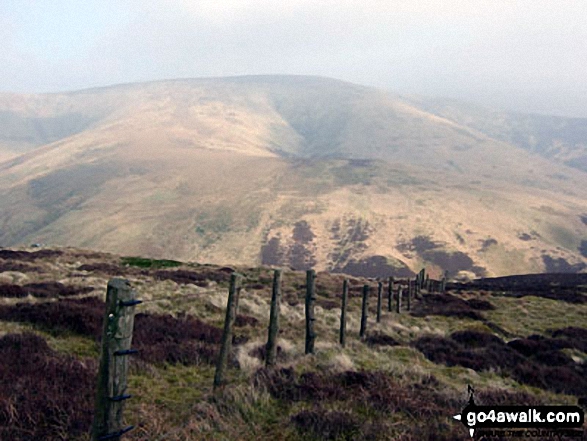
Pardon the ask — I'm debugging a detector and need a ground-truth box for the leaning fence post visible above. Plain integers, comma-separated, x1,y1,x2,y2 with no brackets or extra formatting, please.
339,279,348,347
360,284,369,338
92,278,140,441
376,281,383,323
387,277,394,312
396,286,402,313
305,269,316,354
214,273,242,389
266,269,282,367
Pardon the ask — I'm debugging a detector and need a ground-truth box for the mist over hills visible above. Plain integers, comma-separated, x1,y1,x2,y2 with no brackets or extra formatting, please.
0,75,586,277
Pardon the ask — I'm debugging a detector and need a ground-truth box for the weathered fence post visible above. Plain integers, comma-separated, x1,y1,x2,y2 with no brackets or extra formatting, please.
387,277,394,312
339,279,348,347
92,278,140,441
360,284,369,337
414,277,422,299
376,281,383,323
396,286,402,313
425,274,431,292
266,269,282,367
441,270,448,293
406,280,412,311
419,268,426,289
214,273,242,389
305,269,316,355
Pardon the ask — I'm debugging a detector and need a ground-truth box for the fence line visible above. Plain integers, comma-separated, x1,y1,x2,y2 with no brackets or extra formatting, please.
90,267,446,439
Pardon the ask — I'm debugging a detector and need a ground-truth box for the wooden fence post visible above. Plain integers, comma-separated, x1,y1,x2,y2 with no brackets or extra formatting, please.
387,277,394,312
406,280,412,311
339,279,348,347
266,269,282,367
305,269,316,355
360,284,369,338
396,287,402,313
214,273,242,389
92,278,140,441
415,277,422,299
376,281,383,323
441,270,448,293
419,269,426,289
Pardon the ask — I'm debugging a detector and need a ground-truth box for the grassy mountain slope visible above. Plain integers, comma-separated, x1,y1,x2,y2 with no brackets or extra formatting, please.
0,76,586,277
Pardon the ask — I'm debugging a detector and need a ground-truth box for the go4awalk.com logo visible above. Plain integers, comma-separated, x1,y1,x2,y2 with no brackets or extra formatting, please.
453,386,585,438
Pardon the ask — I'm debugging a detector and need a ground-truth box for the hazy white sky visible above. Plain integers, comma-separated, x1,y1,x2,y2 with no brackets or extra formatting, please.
1,0,586,116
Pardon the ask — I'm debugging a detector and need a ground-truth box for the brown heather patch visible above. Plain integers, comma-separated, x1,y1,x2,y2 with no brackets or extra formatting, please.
0,284,27,298
451,273,587,304
290,408,363,440
0,281,95,299
364,332,400,347
254,368,459,418
0,332,95,441
133,313,225,365
411,293,485,320
234,314,260,327
0,296,104,336
0,249,64,261
153,269,231,286
77,262,129,276
450,330,504,348
315,297,340,310
0,296,242,367
550,327,587,352
254,368,473,440
414,329,587,396
465,298,495,310
0,260,43,273
249,343,289,364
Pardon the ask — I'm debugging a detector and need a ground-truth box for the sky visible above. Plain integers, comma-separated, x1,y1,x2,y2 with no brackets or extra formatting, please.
1,0,587,117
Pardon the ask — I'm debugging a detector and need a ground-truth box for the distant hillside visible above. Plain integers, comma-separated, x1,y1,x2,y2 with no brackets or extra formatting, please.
404,95,587,173
0,75,586,277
